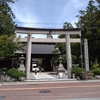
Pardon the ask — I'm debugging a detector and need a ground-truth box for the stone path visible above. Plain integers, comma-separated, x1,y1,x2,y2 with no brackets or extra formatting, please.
29,72,69,80
33,73,55,80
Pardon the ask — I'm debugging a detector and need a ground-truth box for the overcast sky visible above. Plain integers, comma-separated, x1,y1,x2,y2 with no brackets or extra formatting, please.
11,0,90,38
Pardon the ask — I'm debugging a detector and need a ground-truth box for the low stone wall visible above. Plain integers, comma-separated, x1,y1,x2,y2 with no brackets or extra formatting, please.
0,72,17,82
0,72,6,81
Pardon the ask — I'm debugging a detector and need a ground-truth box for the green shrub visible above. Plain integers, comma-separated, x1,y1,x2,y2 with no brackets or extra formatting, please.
92,59,99,70
92,68,100,75
87,72,94,77
71,66,85,76
7,68,19,79
19,72,26,77
7,68,26,79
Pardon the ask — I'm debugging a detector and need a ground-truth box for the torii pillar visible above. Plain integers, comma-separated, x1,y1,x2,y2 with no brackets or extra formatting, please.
66,34,72,78
25,33,32,80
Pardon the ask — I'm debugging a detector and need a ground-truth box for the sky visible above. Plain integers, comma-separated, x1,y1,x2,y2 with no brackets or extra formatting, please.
10,0,90,38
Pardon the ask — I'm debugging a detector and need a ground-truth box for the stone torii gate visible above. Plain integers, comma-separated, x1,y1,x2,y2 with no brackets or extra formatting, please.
15,27,81,79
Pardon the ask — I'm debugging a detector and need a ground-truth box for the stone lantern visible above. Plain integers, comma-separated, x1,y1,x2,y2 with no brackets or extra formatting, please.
18,55,25,72
57,55,65,78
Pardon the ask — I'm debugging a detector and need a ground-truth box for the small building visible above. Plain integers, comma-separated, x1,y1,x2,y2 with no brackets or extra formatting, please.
15,43,59,72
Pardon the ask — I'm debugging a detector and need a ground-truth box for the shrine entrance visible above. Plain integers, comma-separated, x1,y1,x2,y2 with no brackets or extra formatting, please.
15,26,81,79
16,43,58,72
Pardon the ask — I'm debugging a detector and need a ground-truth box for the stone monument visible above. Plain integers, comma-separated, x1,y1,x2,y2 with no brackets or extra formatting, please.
84,39,89,71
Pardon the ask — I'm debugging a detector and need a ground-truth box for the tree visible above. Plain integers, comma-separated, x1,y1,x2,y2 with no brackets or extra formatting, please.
96,0,100,9
0,0,23,58
62,22,73,29
0,35,22,57
0,0,16,36
76,0,100,64
59,22,74,38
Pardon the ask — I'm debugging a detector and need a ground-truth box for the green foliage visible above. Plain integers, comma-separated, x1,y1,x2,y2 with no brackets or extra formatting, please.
71,67,85,76
7,68,19,79
96,0,100,9
0,0,23,58
91,59,100,75
92,68,100,75
71,43,80,64
51,55,59,66
0,0,15,17
0,12,15,36
19,72,26,77
92,59,99,69
87,72,94,77
61,54,67,69
0,35,21,57
58,34,65,38
76,0,100,63
0,0,16,36
52,48,60,54
55,43,66,54
7,68,26,79
62,22,73,29
37,59,42,66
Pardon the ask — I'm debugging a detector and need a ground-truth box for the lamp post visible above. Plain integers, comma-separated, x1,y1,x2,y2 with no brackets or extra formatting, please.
79,33,83,68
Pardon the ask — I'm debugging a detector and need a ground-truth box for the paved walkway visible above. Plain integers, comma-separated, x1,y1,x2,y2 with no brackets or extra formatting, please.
24,72,77,82
29,72,68,80
34,73,55,80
